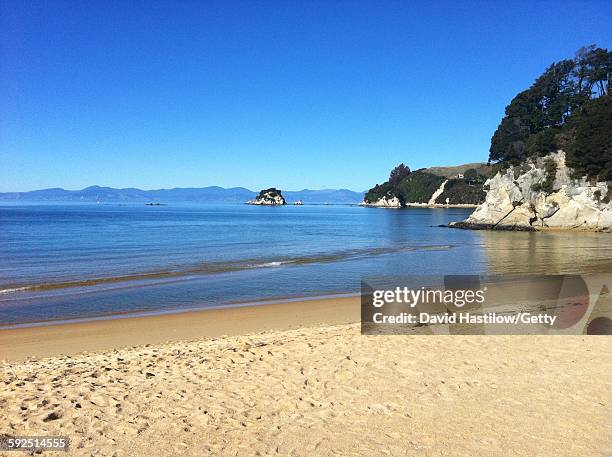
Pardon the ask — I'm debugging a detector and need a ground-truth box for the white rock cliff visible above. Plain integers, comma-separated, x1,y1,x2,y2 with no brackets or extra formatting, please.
359,195,402,207
452,151,611,232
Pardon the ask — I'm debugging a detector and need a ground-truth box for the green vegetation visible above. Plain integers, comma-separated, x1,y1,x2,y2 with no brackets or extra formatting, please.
462,168,488,184
463,168,478,181
388,163,411,184
364,181,394,203
364,169,444,204
364,164,487,205
435,180,486,205
395,171,445,203
489,45,611,180
423,163,491,179
257,188,282,198
565,96,612,181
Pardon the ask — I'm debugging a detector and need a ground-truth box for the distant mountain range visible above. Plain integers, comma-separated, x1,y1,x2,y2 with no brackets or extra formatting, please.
0,185,365,204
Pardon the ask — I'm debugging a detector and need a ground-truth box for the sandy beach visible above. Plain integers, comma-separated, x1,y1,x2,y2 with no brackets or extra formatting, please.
1,297,611,456
0,296,359,362
3,2,611,456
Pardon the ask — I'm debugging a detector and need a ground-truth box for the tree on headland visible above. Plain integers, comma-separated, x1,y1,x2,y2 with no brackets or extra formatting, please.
463,168,478,181
488,45,611,180
389,163,411,184
566,96,612,181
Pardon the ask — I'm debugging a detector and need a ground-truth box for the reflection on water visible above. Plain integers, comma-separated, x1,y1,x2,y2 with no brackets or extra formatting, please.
476,230,612,275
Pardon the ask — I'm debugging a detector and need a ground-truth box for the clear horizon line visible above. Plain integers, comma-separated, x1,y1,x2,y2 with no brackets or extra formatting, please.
0,184,367,194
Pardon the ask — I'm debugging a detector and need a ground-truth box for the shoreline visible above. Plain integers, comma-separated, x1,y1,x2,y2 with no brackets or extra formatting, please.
359,202,479,208
0,295,360,362
448,220,612,233
0,292,359,330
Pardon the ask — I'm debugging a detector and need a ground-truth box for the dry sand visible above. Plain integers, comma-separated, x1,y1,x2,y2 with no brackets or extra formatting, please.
1,297,611,456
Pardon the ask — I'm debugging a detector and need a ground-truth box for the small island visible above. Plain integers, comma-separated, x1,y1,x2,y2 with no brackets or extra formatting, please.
246,188,286,205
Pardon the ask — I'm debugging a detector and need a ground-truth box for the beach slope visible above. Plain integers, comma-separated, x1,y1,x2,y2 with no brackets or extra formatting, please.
1,300,610,456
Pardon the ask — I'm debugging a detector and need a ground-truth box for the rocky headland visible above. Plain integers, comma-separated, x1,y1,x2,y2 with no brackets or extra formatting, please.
450,45,611,232
451,151,611,232
361,163,489,208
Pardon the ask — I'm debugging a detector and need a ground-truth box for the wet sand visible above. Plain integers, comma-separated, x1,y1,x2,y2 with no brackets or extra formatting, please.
0,296,359,361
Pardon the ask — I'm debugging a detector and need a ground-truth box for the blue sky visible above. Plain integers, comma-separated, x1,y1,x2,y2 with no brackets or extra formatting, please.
1,0,611,192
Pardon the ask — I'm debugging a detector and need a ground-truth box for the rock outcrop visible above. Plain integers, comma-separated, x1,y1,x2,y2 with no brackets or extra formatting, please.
359,195,402,207
247,188,286,205
451,151,612,232
428,180,448,205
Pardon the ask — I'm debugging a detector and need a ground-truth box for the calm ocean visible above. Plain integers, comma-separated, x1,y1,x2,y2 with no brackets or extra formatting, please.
1,203,611,326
